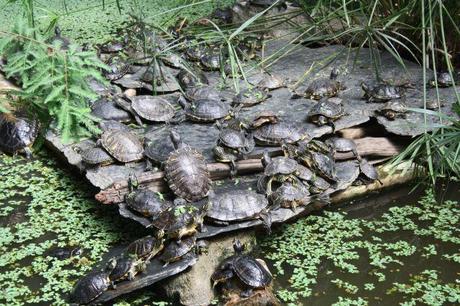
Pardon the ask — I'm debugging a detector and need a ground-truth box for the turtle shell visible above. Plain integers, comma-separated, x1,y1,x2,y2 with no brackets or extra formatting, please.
359,159,379,182
430,72,454,87
80,147,114,165
186,85,222,101
107,257,138,282
91,99,131,122
233,255,272,288
218,128,254,153
304,151,336,181
251,111,279,128
207,190,268,222
257,74,284,90
0,112,39,155
151,204,203,239
362,83,404,102
144,138,175,164
270,181,310,208
308,99,344,119
125,189,169,217
99,120,131,132
177,68,209,89
100,130,144,163
296,164,314,181
253,122,305,146
126,235,164,260
380,101,408,113
160,236,196,263
305,79,342,100
264,156,299,176
326,137,358,154
131,96,176,122
232,87,269,107
70,272,110,304
185,99,231,122
200,51,222,71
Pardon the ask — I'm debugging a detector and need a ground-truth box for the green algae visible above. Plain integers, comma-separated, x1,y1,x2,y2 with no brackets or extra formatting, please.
260,190,460,305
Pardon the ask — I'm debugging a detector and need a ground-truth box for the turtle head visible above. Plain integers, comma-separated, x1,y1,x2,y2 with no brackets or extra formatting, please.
262,151,271,167
330,68,340,80
127,174,139,192
361,82,370,92
170,130,182,149
233,239,245,254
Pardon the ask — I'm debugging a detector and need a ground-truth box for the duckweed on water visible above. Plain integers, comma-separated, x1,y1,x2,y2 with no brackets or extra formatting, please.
260,190,460,305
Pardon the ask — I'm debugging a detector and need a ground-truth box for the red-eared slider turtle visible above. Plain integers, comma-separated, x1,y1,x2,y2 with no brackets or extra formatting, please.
164,131,211,201
376,101,408,120
99,130,144,163
356,159,381,185
106,256,145,287
250,111,279,129
0,111,39,158
184,44,208,62
159,236,198,265
253,122,307,146
126,233,165,262
301,68,344,100
125,176,170,217
144,136,176,166
104,55,131,81
91,98,131,122
180,98,234,123
116,95,178,125
306,98,345,131
47,246,82,260
325,137,360,160
257,74,285,90
216,121,255,155
160,52,186,69
361,82,404,102
200,50,223,71
299,151,337,181
80,147,115,166
185,85,223,102
206,190,271,228
232,87,270,108
261,151,301,194
70,271,110,305
213,146,239,176
270,180,310,210
98,120,131,132
429,71,455,87
177,68,209,89
151,198,208,241
425,99,444,110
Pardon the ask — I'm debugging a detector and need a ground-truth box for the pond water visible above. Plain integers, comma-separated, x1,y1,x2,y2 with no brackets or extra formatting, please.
259,183,460,306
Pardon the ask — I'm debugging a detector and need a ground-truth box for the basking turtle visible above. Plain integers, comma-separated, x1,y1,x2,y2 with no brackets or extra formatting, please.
250,111,279,129
253,122,307,146
301,68,344,100
270,181,310,210
184,44,208,62
429,71,455,87
126,233,165,262
104,55,131,81
185,85,223,102
376,101,408,120
98,120,131,132
180,98,235,123
357,159,381,185
116,95,178,125
159,236,198,265
125,176,170,218
70,271,110,305
216,121,255,155
213,146,239,177
306,98,345,131
361,82,404,102
99,130,144,163
160,52,186,69
98,38,126,53
106,256,145,287
151,198,207,241
206,190,271,228
47,246,82,260
0,111,39,158
177,68,209,89
80,147,115,166
200,50,223,71
256,74,285,90
299,151,336,181
144,136,176,166
164,131,211,202
232,87,270,108
425,99,444,110
91,98,131,122
261,151,301,194
325,137,360,160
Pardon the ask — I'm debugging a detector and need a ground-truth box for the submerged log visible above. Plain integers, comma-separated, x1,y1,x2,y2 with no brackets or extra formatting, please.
95,137,403,205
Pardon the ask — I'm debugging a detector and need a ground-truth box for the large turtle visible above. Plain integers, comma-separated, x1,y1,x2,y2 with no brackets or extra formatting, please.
299,68,344,100
99,130,144,163
164,131,211,202
253,122,308,146
361,82,404,102
0,111,39,158
126,233,165,262
206,190,271,229
70,271,110,304
306,98,345,131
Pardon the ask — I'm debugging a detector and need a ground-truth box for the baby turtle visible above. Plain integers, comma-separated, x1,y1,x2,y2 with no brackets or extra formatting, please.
425,99,444,110
325,137,360,160
213,146,239,176
301,68,344,100
261,151,300,194
256,74,285,90
253,122,307,146
125,176,170,218
361,82,404,102
80,147,115,166
159,235,198,265
270,180,310,211
177,68,209,89
429,71,455,87
126,233,165,262
250,111,279,129
180,98,234,123
106,256,145,287
164,131,211,202
70,271,110,305
376,101,408,120
206,190,271,228
0,111,39,158
91,98,131,122
232,87,270,108
99,130,144,163
307,99,345,131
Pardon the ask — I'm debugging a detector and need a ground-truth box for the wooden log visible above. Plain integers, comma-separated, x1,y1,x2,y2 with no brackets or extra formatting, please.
95,136,405,205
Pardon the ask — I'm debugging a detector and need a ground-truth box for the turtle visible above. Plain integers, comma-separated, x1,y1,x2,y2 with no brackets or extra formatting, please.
106,256,145,287
301,68,344,100
356,158,381,185
91,98,131,122
164,131,211,202
177,68,209,89
185,85,223,102
299,151,337,181
115,95,178,125
261,151,301,195
151,198,208,241
180,98,235,123
70,271,110,305
99,130,144,163
144,136,176,166
184,44,208,62
160,52,186,69
306,98,345,131
250,111,279,129
232,87,270,108
325,137,360,160
425,99,445,110
256,74,285,90
216,121,255,155
253,122,307,146
50,26,70,50
376,101,408,120
159,235,197,265
104,56,131,81
270,180,310,211
213,7,234,24
361,82,404,102
125,176,170,218
0,111,39,158
98,38,126,53
206,190,271,229
80,147,115,166
98,120,131,132
309,175,331,194
213,146,240,177
200,50,223,71
126,233,165,262
429,71,455,87
47,246,82,260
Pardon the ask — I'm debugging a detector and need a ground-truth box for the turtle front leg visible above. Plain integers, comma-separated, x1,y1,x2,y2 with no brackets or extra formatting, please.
229,160,237,178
